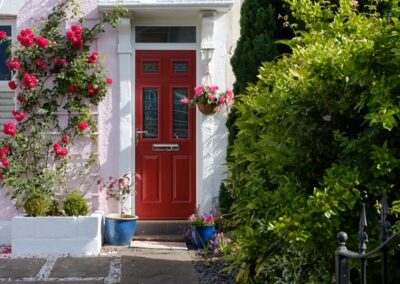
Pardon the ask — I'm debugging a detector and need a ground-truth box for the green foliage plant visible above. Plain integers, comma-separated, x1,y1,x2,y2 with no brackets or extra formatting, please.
24,195,50,217
225,0,400,282
64,191,89,216
0,1,126,214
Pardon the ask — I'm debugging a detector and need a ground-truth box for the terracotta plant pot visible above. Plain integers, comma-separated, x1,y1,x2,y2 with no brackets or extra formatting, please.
197,103,220,115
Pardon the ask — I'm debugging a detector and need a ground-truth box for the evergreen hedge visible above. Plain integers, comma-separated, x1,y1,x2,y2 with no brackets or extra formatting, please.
225,0,400,282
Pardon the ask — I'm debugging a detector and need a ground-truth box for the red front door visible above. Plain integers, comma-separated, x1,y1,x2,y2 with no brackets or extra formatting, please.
135,50,196,219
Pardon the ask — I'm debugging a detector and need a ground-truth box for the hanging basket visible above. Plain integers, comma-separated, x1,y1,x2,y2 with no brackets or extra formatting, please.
197,103,220,115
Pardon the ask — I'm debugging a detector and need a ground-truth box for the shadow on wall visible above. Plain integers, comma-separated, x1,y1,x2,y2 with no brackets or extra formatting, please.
17,0,99,30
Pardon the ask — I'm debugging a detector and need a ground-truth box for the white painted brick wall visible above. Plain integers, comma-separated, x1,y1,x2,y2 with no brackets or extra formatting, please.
11,213,103,257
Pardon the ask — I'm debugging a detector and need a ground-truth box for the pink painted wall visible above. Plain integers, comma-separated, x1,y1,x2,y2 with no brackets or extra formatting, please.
0,0,120,221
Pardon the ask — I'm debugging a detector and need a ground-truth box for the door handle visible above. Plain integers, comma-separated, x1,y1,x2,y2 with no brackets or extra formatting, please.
136,130,148,145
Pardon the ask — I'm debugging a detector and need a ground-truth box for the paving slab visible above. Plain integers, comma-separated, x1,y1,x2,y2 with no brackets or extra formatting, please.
4,281,104,284
121,251,198,284
50,257,111,278
0,258,46,278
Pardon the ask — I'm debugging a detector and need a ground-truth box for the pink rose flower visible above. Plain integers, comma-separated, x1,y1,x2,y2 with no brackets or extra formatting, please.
181,97,189,105
0,31,7,40
17,29,35,47
7,58,22,71
87,51,99,64
208,85,219,92
3,121,17,136
209,95,216,101
226,89,235,100
8,81,17,90
219,97,226,104
1,159,10,168
78,121,90,131
194,85,205,96
23,73,38,89
12,111,27,122
106,77,113,85
35,36,49,48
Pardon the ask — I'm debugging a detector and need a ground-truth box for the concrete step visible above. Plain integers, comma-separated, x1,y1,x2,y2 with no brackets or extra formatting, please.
135,220,189,236
133,234,185,242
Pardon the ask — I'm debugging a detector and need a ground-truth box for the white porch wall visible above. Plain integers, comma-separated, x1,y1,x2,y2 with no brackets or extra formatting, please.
0,1,241,243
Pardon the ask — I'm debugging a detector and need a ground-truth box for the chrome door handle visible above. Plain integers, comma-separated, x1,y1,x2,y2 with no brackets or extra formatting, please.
136,130,148,145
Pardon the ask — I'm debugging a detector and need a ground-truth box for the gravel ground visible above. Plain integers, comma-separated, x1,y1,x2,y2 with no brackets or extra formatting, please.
191,252,238,284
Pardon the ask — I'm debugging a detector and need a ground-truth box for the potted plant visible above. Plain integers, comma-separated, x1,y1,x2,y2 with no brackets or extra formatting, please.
188,212,216,249
98,173,138,246
181,84,235,115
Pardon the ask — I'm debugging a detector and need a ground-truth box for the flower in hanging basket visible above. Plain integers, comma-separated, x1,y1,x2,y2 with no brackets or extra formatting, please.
181,84,235,115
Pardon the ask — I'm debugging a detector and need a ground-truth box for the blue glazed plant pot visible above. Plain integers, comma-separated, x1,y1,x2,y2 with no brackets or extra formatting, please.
104,213,138,246
191,225,216,249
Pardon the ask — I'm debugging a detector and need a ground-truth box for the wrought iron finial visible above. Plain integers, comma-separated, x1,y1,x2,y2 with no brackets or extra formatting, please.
359,202,368,255
337,231,348,252
379,191,391,241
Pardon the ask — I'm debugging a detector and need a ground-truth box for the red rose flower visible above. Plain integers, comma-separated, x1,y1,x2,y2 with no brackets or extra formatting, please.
35,36,49,48
68,85,79,93
0,31,7,40
34,59,48,69
60,58,68,65
57,148,69,157
17,95,25,103
106,77,113,85
54,143,61,152
88,83,100,96
71,25,84,34
54,143,69,157
7,58,22,71
12,111,27,122
1,159,10,168
0,146,10,157
78,121,89,131
87,51,99,64
67,25,84,49
8,81,17,90
3,121,17,136
23,73,38,89
61,135,69,144
17,29,35,47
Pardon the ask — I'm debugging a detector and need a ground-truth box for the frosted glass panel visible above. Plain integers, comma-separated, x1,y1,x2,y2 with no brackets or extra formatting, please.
173,88,189,139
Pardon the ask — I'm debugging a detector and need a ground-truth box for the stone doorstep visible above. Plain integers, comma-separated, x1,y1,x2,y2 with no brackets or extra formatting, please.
135,220,189,236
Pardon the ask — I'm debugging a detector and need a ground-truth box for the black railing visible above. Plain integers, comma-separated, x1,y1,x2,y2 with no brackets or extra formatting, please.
335,192,400,284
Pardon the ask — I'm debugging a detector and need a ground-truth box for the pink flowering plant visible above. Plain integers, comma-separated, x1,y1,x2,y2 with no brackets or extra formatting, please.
188,212,216,227
181,84,235,108
0,0,125,212
97,173,133,216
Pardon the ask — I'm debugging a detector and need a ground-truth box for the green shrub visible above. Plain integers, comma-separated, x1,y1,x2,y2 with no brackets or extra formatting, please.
225,0,400,282
24,196,50,217
64,192,89,216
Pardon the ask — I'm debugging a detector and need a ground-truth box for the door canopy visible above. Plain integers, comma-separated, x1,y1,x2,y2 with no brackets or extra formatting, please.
98,0,234,12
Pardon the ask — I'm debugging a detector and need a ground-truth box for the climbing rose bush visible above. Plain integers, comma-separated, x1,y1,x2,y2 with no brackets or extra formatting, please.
0,0,125,211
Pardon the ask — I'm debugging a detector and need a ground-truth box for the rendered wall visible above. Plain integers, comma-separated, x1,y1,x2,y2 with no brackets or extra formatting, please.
0,0,240,244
